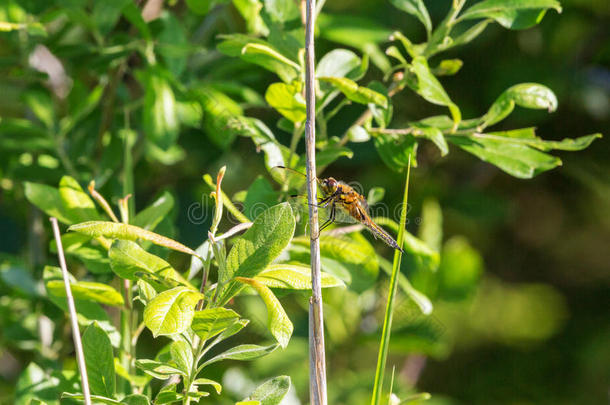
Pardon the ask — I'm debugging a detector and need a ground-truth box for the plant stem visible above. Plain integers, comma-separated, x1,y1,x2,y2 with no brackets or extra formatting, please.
370,154,412,405
304,0,328,404
50,217,92,405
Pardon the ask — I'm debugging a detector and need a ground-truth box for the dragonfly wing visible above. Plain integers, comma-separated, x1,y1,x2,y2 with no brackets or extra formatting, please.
269,166,309,193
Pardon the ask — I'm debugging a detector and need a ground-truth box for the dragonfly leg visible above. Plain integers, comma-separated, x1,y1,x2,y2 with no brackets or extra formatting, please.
319,202,336,232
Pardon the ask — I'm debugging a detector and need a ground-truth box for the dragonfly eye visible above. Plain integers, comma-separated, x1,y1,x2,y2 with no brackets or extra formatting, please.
324,178,337,191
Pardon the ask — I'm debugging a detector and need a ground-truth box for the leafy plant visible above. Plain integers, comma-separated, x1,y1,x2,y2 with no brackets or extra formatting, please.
20,168,343,404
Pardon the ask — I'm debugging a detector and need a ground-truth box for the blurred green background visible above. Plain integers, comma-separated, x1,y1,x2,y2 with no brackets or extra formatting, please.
0,0,608,404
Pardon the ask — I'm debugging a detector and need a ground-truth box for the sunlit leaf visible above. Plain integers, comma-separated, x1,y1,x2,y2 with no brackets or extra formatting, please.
447,133,562,178
265,82,306,123
135,359,184,379
218,34,299,82
242,376,291,405
254,263,345,289
221,203,296,302
317,49,361,79
143,287,203,337
59,176,100,222
46,280,124,306
169,341,193,376
460,0,562,30
192,378,222,395
69,221,198,257
319,77,388,108
201,344,279,368
191,307,240,341
236,277,293,347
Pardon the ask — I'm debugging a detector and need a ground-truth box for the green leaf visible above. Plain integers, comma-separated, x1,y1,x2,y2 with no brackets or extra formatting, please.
411,124,448,156
243,376,291,405
43,266,121,347
122,394,151,405
485,128,602,152
212,319,250,344
169,341,193,376
143,287,203,337
264,0,299,23
221,203,296,302
202,344,279,368
82,322,116,398
135,359,184,379
192,307,241,341
373,132,417,172
319,77,388,108
460,0,562,30
483,83,558,127
254,264,345,289
68,221,198,257
24,182,73,225
431,59,463,76
140,67,178,150
451,19,491,48
218,34,299,82
59,176,100,222
192,378,222,395
447,133,562,178
367,81,393,128
61,393,121,404
132,192,174,232
265,82,306,123
348,125,371,143
316,49,361,79
390,0,432,35
236,277,293,348
46,280,124,306
409,57,461,125
108,240,186,289
292,234,379,292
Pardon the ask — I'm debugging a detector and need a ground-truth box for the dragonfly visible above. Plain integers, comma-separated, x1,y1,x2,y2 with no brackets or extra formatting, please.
271,166,403,252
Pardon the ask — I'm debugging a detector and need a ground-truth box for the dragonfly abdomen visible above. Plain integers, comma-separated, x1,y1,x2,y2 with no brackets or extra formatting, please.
364,221,403,252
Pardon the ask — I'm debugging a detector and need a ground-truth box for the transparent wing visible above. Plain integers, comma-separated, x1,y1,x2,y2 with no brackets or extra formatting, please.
269,166,308,193
288,195,360,228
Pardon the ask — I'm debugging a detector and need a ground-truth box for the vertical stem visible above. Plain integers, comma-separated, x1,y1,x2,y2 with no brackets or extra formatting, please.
370,155,412,405
304,0,327,404
50,217,92,405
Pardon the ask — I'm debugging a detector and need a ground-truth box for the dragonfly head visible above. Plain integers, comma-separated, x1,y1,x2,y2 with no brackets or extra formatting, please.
321,177,338,195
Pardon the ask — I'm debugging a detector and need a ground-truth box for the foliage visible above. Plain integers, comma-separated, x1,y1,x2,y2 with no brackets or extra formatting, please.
0,0,605,404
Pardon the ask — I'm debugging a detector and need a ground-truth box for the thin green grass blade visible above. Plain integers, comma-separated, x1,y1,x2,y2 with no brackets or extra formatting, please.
371,154,412,405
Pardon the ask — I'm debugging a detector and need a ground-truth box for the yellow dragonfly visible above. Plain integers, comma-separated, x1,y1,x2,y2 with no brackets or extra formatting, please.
271,166,403,252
